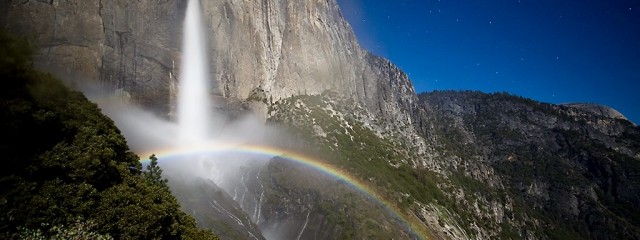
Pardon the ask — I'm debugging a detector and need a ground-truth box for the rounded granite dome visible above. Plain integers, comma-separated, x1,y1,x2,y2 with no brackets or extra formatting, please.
562,103,628,121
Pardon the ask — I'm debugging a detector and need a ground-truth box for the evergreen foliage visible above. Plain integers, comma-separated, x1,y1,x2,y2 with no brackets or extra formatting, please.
144,154,169,187
0,31,217,239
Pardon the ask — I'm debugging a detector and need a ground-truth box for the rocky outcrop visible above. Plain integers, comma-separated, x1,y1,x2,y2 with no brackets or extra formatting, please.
1,0,418,132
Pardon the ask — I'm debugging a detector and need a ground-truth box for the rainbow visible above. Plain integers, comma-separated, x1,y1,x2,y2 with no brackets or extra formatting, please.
138,141,428,239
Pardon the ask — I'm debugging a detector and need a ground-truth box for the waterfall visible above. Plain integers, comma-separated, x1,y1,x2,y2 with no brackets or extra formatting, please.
178,0,210,145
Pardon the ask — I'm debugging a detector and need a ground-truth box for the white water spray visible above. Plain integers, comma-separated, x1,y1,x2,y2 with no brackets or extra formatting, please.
178,0,210,145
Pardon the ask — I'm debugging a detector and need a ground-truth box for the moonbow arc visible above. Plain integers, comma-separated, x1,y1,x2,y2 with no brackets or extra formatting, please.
138,140,428,240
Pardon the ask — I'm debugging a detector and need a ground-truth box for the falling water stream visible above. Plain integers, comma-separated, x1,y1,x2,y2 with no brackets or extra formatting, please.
178,0,210,145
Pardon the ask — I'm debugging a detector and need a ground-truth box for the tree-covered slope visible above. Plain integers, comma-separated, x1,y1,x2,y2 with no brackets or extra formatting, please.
0,31,217,239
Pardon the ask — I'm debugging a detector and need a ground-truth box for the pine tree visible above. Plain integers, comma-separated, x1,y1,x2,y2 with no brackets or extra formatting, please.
144,154,169,187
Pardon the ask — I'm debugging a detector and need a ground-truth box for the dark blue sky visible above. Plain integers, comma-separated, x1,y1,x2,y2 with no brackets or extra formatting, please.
337,0,640,124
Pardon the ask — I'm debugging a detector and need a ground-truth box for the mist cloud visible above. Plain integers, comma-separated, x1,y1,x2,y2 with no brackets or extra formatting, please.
86,90,289,187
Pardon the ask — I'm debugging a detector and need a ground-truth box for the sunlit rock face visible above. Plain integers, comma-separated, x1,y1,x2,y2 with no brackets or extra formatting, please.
0,0,418,132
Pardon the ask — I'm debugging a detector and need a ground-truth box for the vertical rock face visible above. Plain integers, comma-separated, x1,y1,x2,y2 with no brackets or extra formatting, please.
1,0,418,129
98,0,184,113
1,0,105,85
1,0,185,114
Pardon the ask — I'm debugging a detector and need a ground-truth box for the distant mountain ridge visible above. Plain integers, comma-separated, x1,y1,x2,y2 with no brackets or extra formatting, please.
415,90,640,239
